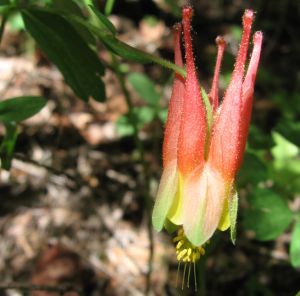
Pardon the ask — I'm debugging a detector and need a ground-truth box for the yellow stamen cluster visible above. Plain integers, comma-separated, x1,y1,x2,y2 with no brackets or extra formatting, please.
173,228,206,263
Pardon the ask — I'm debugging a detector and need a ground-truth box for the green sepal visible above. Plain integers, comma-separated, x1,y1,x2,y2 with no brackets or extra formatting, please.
152,163,179,231
164,219,178,234
201,87,213,159
229,187,239,245
201,87,213,132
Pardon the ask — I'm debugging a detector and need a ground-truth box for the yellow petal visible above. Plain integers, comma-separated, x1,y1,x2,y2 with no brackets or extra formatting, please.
167,174,183,225
218,196,230,231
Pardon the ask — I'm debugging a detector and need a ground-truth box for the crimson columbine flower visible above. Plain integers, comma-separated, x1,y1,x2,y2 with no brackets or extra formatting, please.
152,6,263,263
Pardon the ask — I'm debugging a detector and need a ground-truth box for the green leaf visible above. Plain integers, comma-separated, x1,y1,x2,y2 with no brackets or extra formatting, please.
164,218,178,234
116,115,134,137
158,108,168,123
275,121,300,147
270,132,300,194
128,73,160,106
248,125,274,149
0,96,46,122
290,220,300,268
8,13,25,31
69,15,186,77
0,122,18,170
89,5,117,35
99,33,185,76
22,8,105,102
229,188,238,245
116,106,155,137
51,0,96,45
271,132,300,173
244,188,293,241
296,291,300,296
238,153,267,186
0,0,9,5
52,0,83,16
272,132,299,160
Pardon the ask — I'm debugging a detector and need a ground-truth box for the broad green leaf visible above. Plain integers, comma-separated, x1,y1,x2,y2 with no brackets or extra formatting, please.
0,96,46,122
0,122,18,170
0,0,9,5
248,125,274,149
89,5,117,35
51,0,96,45
270,132,300,194
290,219,300,268
22,8,105,102
229,189,238,245
128,73,160,106
136,106,156,123
275,121,300,147
158,108,168,123
270,162,300,196
272,132,299,161
244,188,293,241
116,106,156,137
296,291,300,296
52,0,83,16
116,115,134,137
8,13,24,31
238,153,267,186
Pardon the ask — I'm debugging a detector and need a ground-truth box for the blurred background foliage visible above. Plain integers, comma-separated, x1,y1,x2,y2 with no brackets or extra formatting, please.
0,0,299,295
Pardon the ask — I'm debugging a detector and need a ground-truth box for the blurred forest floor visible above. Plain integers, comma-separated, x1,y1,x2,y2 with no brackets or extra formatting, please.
0,0,299,295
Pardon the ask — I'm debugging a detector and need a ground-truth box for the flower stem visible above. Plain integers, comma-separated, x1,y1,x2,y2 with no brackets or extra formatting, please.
197,257,206,296
0,14,7,46
110,54,154,295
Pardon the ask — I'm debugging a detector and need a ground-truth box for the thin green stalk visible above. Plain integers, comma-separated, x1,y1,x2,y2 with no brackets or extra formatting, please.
197,257,206,296
0,14,7,45
67,15,186,77
110,54,154,295
104,0,115,16
196,233,221,295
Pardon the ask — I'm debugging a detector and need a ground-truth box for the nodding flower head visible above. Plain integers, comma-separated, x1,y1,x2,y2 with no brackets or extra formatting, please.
152,5,262,264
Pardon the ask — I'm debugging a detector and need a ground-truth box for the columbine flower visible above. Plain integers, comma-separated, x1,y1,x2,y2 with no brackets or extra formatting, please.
152,6,263,266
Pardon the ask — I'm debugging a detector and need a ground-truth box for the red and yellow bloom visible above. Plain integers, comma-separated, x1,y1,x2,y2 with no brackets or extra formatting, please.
152,6,262,263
